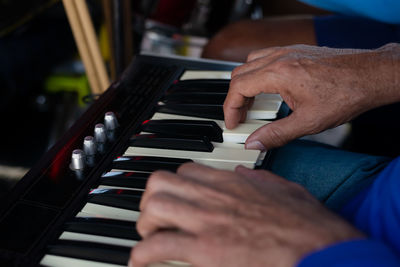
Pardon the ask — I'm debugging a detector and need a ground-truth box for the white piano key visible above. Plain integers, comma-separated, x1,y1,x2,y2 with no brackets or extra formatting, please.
158,99,279,120
151,112,265,125
195,160,253,170
247,98,282,120
41,254,125,267
124,146,259,164
78,203,140,222
255,93,282,102
258,151,267,163
179,70,231,80
59,231,138,248
42,254,192,267
212,141,245,150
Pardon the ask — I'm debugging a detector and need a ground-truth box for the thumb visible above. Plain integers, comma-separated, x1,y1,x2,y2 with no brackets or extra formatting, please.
245,112,307,150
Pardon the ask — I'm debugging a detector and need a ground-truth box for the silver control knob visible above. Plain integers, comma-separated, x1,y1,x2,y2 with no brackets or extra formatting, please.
94,123,107,143
104,111,118,131
70,149,86,170
83,136,96,156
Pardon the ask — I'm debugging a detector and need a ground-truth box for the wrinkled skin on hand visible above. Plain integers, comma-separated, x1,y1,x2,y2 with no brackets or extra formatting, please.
224,43,400,150
129,163,364,267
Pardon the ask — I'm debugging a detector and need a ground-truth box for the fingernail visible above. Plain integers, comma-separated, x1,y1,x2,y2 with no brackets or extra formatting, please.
128,259,134,267
245,140,266,151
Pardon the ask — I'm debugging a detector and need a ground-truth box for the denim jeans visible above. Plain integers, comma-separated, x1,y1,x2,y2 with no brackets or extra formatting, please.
265,140,391,210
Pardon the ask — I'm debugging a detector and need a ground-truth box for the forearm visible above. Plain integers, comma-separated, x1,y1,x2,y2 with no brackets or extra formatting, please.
323,43,400,118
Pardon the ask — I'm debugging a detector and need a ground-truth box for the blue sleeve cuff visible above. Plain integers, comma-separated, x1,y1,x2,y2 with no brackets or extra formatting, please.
297,239,400,267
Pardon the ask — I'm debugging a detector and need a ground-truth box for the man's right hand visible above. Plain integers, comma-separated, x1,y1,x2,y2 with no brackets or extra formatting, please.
224,43,400,150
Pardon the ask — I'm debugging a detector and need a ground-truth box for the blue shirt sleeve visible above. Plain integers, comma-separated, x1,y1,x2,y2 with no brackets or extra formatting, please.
297,156,400,266
341,156,400,252
298,0,400,24
297,239,400,267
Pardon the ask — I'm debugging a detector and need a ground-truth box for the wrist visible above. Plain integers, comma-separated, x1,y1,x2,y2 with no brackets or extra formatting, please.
382,43,400,99
367,43,400,107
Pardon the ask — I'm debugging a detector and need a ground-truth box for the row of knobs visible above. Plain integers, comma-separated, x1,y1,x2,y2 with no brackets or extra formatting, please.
70,112,119,171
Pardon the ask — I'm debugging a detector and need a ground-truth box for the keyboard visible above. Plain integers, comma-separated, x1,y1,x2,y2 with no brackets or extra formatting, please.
0,54,287,267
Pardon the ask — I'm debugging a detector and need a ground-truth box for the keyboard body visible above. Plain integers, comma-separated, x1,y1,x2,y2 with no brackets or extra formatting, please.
0,54,288,267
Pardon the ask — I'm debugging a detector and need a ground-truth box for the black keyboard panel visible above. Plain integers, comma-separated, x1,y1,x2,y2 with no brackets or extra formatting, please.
0,55,185,266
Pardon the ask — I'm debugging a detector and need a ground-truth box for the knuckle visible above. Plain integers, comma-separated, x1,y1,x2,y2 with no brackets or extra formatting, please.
272,58,288,69
208,168,228,181
289,58,302,68
146,193,167,210
135,213,145,229
271,46,291,56
148,170,166,182
231,65,245,77
295,57,314,70
176,162,197,174
229,74,242,89
228,76,245,96
247,49,262,61
145,171,164,191
271,52,309,71
140,193,170,220
272,57,296,72
135,217,149,238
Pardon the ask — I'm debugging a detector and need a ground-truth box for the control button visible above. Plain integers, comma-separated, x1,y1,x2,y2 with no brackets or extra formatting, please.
94,123,107,143
70,149,86,170
104,111,119,131
83,136,96,156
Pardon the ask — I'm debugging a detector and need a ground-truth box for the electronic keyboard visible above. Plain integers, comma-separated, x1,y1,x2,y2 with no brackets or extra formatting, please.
0,54,288,267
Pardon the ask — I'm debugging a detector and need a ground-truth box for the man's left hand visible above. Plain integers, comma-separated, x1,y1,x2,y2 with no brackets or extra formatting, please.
130,163,364,267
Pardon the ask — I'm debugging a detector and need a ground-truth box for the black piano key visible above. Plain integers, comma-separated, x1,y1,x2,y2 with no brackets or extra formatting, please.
101,172,150,189
47,240,131,265
112,156,192,172
130,134,214,152
88,189,142,211
142,119,223,143
65,217,141,241
157,103,224,120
